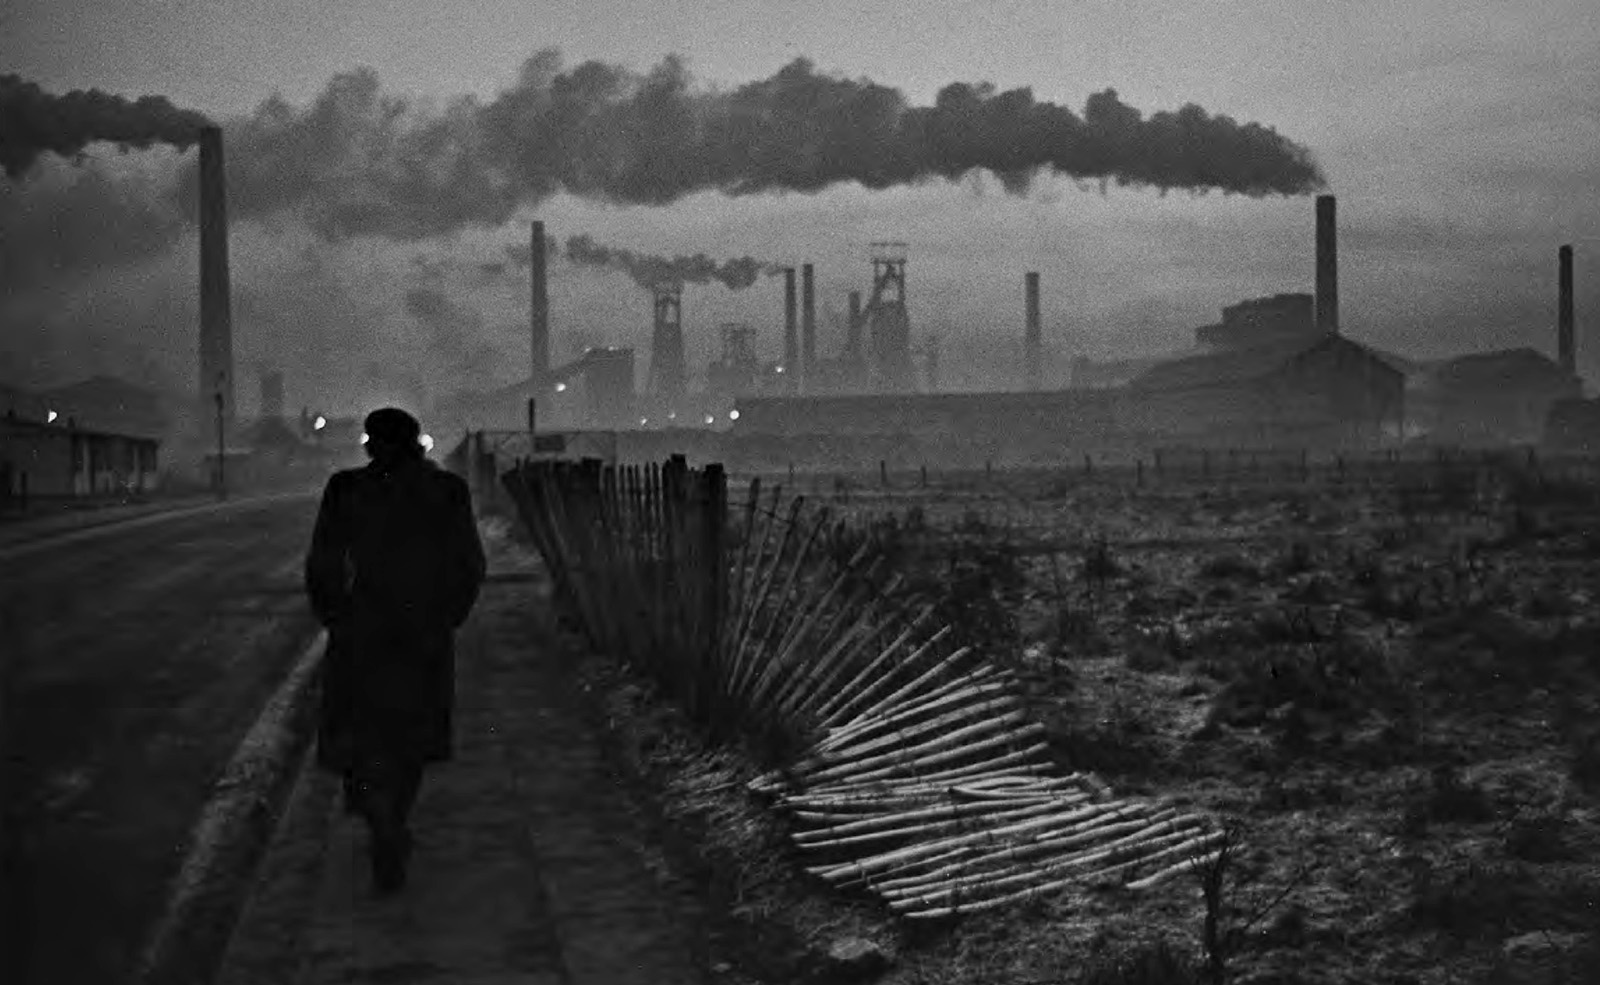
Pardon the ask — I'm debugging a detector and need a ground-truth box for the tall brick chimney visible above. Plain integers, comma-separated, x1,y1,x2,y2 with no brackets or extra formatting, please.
1559,244,1575,375
531,221,550,384
783,268,798,387
1315,194,1338,335
801,263,816,391
1024,272,1041,390
198,126,234,427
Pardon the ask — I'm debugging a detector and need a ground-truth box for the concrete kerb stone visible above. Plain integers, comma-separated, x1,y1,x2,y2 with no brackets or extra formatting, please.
0,490,319,560
133,629,327,985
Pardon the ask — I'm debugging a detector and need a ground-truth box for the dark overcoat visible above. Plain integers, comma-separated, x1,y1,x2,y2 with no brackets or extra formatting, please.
305,456,486,774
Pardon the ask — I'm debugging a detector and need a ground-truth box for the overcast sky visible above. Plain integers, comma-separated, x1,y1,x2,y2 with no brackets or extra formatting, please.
3,0,1597,414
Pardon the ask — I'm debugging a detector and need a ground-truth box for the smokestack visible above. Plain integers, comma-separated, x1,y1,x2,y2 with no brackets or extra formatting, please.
198,125,234,427
783,268,798,386
259,371,284,420
1024,272,1042,390
848,290,863,357
1315,194,1338,335
1559,244,1575,375
802,263,816,391
531,221,550,383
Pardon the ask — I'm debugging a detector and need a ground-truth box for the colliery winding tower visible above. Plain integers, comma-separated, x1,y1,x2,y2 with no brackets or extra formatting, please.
647,282,686,400
866,242,915,393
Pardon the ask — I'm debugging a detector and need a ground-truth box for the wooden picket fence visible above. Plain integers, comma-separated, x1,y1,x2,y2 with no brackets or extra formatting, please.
502,454,1223,918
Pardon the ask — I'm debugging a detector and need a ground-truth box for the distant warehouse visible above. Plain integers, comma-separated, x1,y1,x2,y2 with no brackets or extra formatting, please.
1,412,161,500
1122,334,1406,448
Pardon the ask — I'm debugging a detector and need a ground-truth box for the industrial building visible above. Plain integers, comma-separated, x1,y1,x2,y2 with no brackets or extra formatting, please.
1417,348,1582,446
394,189,1583,468
1122,334,1405,447
1544,398,1600,454
1,412,161,500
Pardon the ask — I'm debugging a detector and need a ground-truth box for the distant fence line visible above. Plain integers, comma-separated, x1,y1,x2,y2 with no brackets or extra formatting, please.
742,446,1600,502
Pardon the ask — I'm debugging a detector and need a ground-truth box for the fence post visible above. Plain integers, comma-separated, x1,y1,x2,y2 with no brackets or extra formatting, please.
1135,459,1144,488
920,464,928,488
1082,453,1093,479
1155,450,1164,480
880,459,889,488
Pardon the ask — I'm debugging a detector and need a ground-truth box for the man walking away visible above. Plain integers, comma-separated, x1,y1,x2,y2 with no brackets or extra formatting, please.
305,408,486,894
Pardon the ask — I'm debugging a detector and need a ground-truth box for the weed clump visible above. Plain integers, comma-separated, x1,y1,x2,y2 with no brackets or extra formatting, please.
1198,553,1260,582
1076,940,1201,985
1205,636,1407,735
1399,765,1496,836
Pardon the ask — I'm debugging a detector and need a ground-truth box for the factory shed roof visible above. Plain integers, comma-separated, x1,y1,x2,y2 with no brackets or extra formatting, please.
0,414,161,445
1128,335,1399,391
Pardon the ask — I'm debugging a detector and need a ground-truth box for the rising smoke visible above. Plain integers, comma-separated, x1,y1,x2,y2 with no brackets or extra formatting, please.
562,234,775,290
2,54,1326,247
1,55,1329,400
1,52,1330,241
0,74,212,179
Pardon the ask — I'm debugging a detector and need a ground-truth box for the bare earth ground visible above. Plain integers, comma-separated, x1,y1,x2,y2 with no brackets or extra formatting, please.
559,463,1600,985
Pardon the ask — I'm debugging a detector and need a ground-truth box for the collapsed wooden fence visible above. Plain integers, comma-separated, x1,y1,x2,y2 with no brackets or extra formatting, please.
503,455,1223,918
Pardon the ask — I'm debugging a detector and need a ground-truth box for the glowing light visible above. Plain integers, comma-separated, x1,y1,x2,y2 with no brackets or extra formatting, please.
775,365,785,374
360,433,369,445
46,410,58,423
667,411,677,421
703,414,715,425
639,417,649,426
420,433,434,452
313,415,327,430
554,382,568,393
729,409,741,421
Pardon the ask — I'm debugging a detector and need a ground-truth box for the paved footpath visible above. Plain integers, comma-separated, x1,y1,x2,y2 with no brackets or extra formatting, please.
214,535,713,985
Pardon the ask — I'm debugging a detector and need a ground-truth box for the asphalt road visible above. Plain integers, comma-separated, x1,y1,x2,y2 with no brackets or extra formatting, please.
0,494,323,985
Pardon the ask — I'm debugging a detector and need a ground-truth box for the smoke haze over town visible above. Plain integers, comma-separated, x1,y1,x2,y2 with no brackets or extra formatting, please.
1,0,1596,416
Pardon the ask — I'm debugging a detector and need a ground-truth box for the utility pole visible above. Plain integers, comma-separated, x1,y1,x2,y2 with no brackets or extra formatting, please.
214,383,226,500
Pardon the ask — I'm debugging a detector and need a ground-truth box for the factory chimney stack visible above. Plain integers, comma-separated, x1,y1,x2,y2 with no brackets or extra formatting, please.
1558,245,1575,375
531,221,550,385
801,263,816,392
783,268,798,389
198,126,234,428
1315,195,1339,335
1024,272,1042,390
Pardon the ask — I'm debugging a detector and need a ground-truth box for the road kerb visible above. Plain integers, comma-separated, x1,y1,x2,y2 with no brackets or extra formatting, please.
133,629,327,985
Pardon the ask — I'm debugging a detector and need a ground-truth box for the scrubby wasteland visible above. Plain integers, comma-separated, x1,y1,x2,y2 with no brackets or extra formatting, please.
577,454,1600,985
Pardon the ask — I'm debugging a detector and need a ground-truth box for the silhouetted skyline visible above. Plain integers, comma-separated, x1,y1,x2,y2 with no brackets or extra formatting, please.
1,0,1595,414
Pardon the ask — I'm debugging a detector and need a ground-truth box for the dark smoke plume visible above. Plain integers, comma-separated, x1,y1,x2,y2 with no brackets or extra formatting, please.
1,75,212,179
562,234,774,290
170,51,1323,241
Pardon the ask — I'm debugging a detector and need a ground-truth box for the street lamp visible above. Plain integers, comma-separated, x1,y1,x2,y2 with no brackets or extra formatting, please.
214,385,226,500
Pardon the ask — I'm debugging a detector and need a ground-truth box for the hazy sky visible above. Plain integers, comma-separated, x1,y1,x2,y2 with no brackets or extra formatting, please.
3,0,1597,414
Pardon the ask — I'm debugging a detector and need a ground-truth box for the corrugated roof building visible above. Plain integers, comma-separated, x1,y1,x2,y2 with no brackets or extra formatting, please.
1421,348,1582,446
1123,334,1405,447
